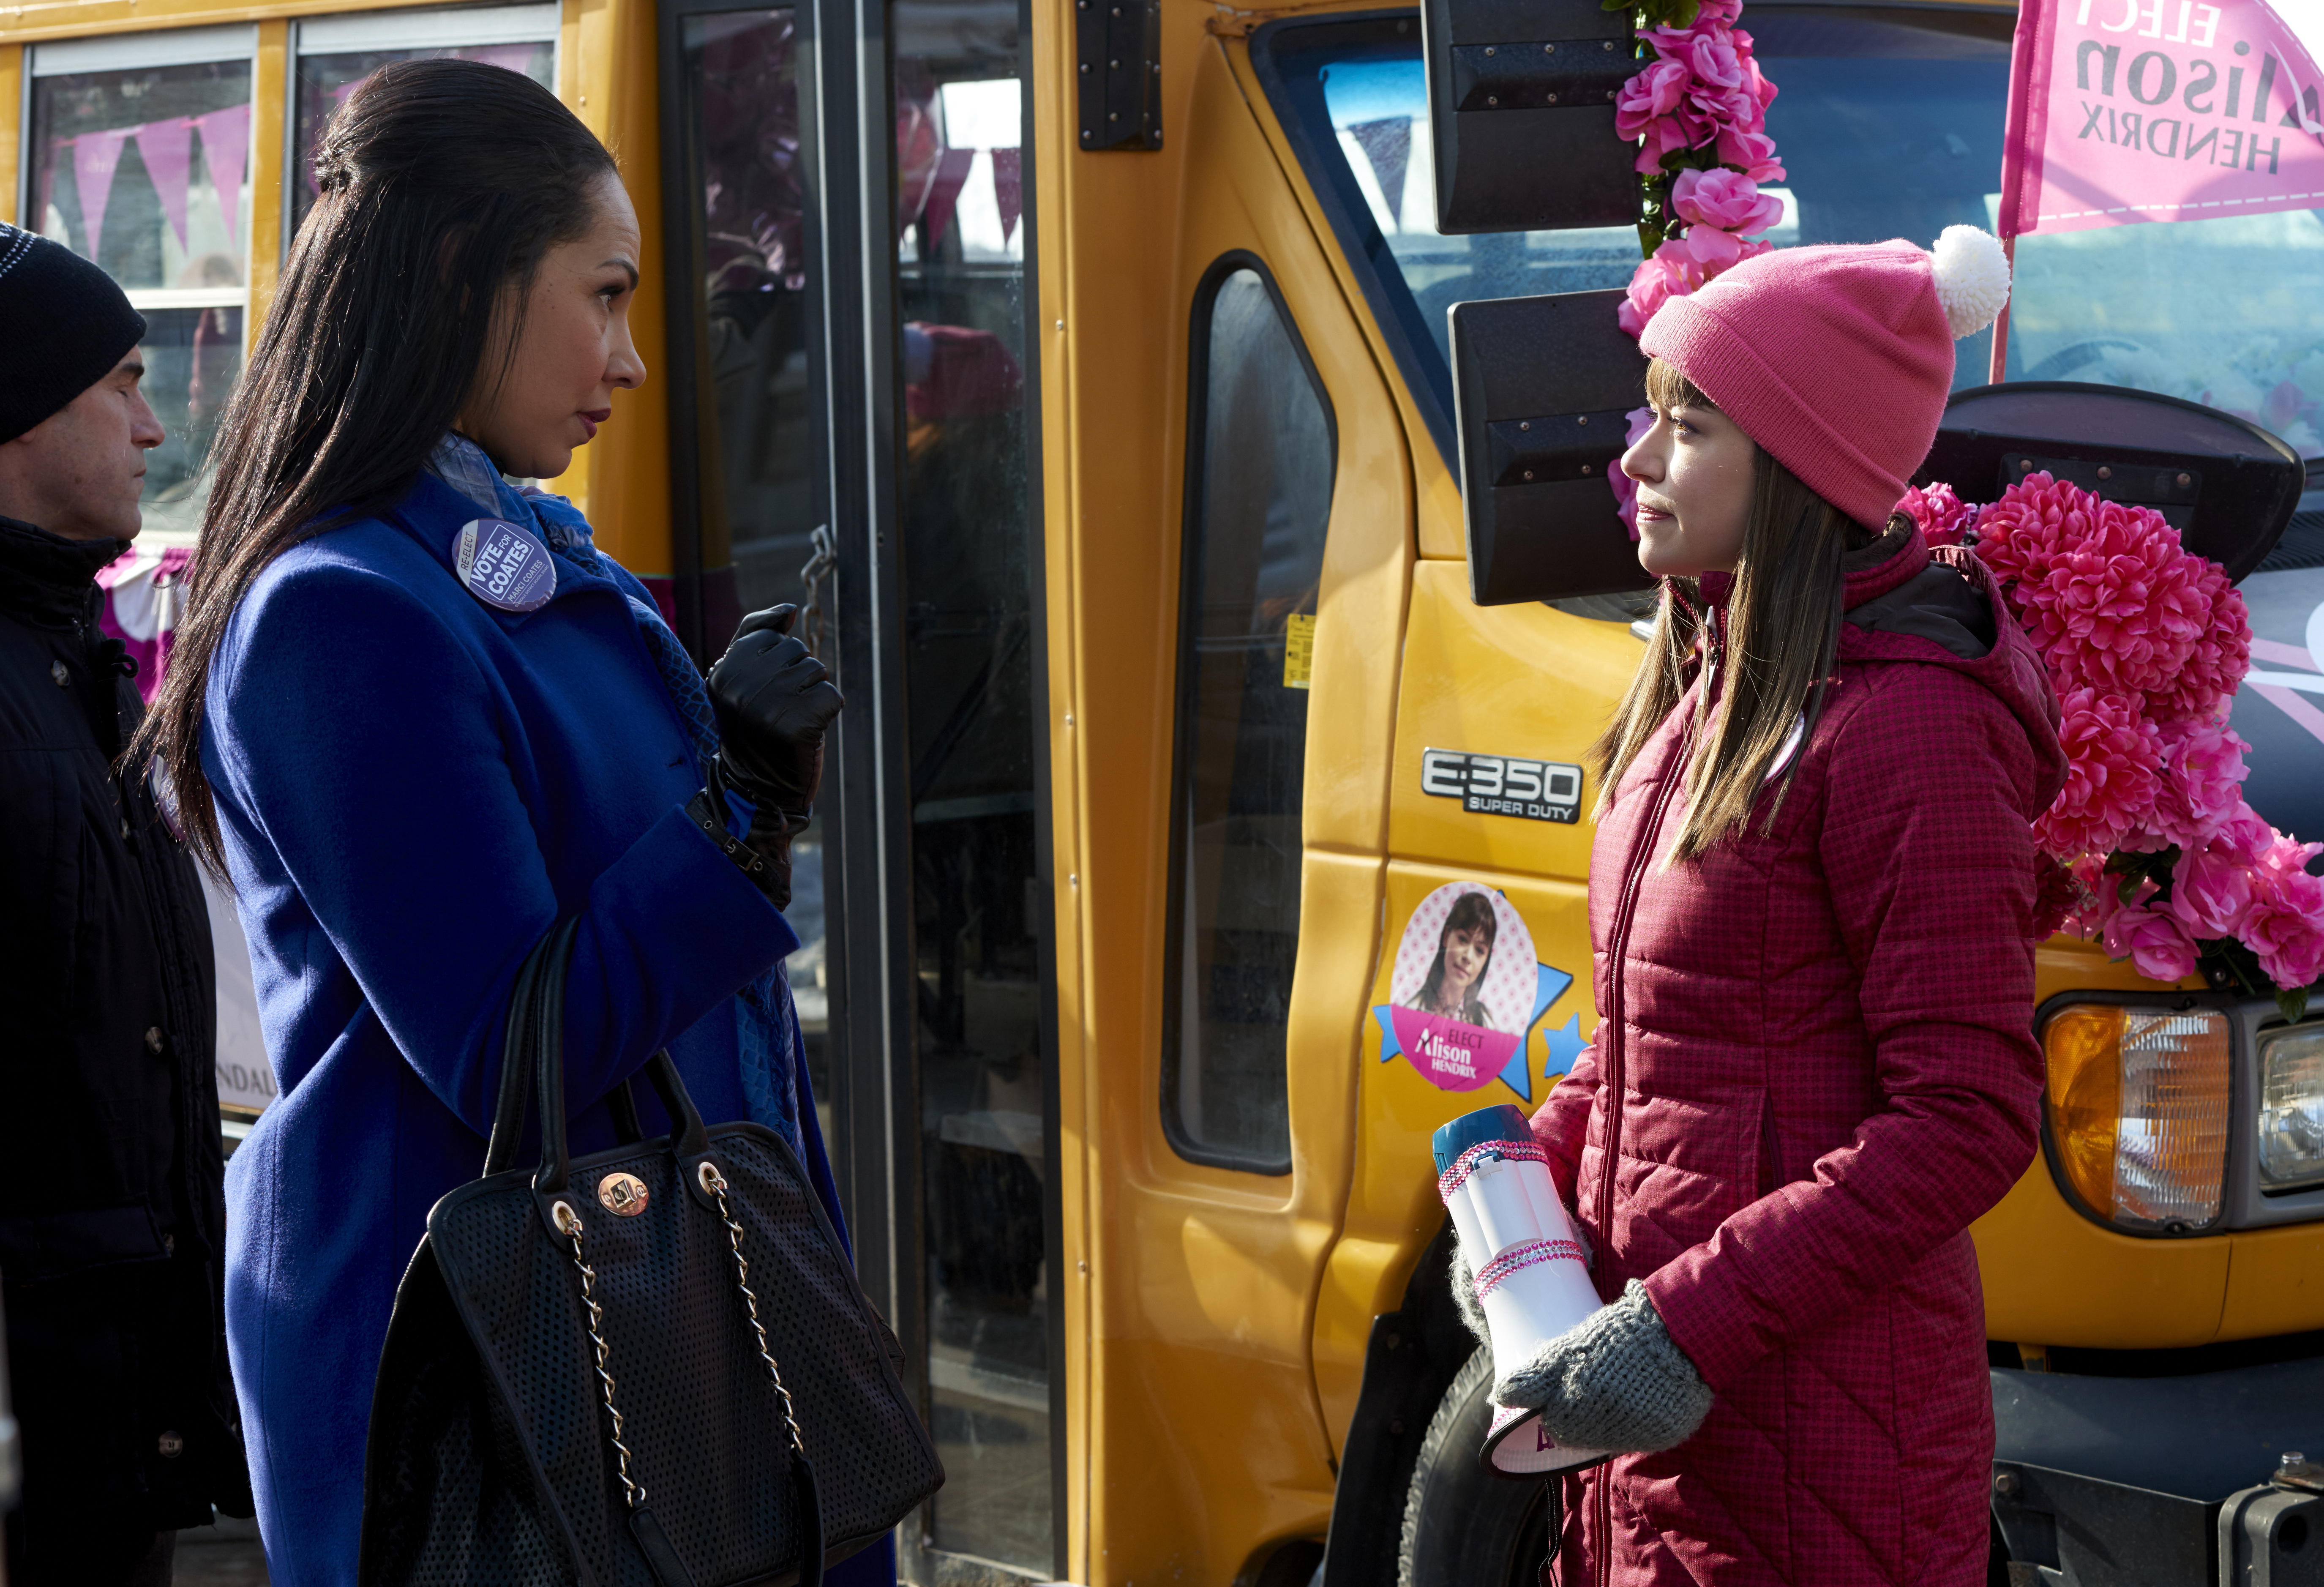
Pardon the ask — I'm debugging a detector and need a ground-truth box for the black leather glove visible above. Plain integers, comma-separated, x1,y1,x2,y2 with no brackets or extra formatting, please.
706,604,843,817
691,605,843,910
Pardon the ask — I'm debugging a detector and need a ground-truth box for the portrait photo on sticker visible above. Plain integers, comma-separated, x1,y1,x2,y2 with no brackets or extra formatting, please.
1391,883,1536,1039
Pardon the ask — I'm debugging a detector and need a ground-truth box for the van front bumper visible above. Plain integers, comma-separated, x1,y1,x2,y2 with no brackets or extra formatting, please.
1990,1357,2324,1585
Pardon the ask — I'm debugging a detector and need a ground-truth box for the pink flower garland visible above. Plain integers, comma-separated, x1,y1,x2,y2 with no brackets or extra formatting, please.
1969,471,2324,998
1605,0,1789,514
1613,0,1787,340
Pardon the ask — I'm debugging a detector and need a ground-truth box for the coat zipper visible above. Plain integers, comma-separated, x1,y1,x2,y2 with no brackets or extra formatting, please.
1588,604,1718,1587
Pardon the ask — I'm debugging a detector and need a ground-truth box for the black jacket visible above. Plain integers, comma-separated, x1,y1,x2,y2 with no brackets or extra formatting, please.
0,515,249,1554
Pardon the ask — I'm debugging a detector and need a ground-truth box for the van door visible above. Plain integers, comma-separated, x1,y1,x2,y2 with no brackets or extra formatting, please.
1044,26,1413,1580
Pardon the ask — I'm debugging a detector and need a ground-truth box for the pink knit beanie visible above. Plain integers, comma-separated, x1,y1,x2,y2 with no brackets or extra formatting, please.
1637,227,2011,529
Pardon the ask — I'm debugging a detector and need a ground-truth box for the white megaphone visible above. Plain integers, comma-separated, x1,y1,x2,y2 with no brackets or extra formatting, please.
1433,1103,1612,1477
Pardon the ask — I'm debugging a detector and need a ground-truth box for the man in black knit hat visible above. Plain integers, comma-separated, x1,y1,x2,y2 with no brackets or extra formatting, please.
0,221,250,1585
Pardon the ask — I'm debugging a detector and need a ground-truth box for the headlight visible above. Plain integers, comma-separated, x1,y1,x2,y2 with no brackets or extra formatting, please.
2257,1027,2324,1192
2044,1005,2231,1232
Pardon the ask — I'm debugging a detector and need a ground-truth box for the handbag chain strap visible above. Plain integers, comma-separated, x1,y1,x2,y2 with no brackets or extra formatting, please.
697,1161,807,1458
553,1200,648,1508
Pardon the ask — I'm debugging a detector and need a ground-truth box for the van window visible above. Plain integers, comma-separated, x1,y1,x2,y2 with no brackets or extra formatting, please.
1164,260,1335,1175
1251,8,2324,477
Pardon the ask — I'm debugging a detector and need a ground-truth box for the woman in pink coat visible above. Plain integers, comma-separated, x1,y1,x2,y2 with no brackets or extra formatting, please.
1485,232,2068,1586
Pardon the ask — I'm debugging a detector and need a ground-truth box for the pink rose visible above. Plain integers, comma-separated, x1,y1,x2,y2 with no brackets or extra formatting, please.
2262,832,2324,877
1618,246,1705,337
1684,30,1745,92
2244,840,2324,990
1616,60,1692,136
2105,901,2200,981
2167,836,2255,939
1675,225,1748,269
2212,803,2276,866
1732,35,1778,108
1669,168,1785,235
2149,723,2253,846
1714,124,1786,181
1898,481,1976,547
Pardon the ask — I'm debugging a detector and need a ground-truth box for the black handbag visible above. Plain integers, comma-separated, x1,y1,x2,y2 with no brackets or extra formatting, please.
359,918,944,1587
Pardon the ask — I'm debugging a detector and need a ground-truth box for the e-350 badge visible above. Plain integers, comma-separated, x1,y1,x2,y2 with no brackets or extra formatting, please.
1421,749,1584,825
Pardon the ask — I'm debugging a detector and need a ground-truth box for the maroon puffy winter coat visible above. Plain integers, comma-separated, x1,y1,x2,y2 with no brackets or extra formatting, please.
1531,526,2066,1587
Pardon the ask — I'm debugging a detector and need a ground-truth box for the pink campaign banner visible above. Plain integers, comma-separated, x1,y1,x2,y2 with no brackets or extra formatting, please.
1999,0,2324,234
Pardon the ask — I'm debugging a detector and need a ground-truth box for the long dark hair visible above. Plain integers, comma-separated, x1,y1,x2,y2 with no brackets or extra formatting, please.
1591,357,1882,861
136,59,619,871
1419,891,1498,1016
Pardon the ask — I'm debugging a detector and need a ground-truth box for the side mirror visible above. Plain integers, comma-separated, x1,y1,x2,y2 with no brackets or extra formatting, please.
1450,288,1653,605
1421,0,1642,235
1923,382,2305,584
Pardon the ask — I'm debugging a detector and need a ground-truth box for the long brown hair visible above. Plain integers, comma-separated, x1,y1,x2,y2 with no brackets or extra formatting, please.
1590,358,1878,861
131,59,618,872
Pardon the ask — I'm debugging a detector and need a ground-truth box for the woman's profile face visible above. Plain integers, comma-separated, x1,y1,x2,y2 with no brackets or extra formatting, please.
1621,397,1756,578
1440,921,1491,997
459,171,647,480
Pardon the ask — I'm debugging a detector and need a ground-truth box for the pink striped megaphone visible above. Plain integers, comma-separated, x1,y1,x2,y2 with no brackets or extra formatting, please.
1434,1104,1612,1476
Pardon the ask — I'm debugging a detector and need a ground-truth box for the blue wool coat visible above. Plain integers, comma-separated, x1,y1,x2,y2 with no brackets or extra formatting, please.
203,472,863,1586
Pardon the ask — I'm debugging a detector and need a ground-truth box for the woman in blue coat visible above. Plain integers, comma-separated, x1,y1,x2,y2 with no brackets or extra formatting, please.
139,60,876,1584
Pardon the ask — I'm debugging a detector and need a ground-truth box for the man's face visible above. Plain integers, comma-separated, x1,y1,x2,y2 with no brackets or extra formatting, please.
0,355,166,542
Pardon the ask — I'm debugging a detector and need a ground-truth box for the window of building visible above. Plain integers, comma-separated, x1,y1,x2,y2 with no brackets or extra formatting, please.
26,25,256,536
290,4,559,241
1163,258,1336,1175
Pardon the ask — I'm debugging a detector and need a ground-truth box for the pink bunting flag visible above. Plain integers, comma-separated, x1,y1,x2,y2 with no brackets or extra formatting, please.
1999,0,2324,235
919,147,977,250
73,127,130,262
991,148,1023,244
138,118,196,255
194,104,252,247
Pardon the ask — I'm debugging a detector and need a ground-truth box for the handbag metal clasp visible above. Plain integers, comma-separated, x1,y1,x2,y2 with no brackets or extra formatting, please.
598,1173,650,1217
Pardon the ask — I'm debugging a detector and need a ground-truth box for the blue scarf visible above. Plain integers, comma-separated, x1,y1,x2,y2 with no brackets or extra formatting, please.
429,434,804,1157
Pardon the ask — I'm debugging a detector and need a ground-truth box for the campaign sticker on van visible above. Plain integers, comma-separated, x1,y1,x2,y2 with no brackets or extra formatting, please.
456,518,556,613
1372,881,1578,1103
1421,749,1582,824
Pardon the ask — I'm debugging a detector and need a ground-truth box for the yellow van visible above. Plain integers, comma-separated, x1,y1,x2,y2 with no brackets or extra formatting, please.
6,0,2321,1578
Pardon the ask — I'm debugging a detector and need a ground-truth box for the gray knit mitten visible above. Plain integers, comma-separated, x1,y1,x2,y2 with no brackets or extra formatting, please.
1491,1280,1713,1453
1451,1222,1594,1348
1451,1248,1491,1346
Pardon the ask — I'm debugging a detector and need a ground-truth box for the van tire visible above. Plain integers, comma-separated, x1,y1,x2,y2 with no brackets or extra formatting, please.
1396,1348,1558,1587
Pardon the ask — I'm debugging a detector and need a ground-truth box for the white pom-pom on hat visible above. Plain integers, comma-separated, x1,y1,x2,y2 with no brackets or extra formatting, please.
1929,224,2010,339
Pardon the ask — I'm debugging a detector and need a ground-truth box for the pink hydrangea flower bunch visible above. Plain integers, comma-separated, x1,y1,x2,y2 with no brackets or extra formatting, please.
1614,0,1787,340
1976,474,2245,715
1962,469,2324,1006
2038,686,2162,859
